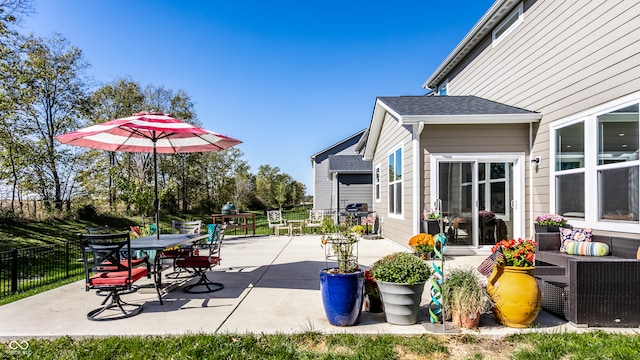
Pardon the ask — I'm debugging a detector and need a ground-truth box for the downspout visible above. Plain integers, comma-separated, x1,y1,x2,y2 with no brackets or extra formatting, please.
529,122,534,240
413,121,425,235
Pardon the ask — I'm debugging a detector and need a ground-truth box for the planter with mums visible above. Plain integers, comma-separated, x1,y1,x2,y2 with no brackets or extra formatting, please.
370,252,432,325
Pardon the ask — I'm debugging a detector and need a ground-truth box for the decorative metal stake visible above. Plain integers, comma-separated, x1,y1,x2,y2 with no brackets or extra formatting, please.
429,199,447,325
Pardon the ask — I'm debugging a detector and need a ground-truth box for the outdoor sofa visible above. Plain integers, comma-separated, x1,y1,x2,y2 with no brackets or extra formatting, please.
535,232,640,327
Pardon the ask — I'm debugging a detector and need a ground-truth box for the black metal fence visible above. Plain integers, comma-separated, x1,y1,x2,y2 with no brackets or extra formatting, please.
0,242,84,299
0,208,374,300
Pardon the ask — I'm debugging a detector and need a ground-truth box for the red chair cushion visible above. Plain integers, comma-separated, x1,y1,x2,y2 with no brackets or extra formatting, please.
176,256,220,268
88,267,148,287
95,258,146,271
161,248,192,258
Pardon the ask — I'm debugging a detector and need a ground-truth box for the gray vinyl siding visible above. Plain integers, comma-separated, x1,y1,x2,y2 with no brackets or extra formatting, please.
421,123,530,219
373,113,414,248
313,160,332,211
313,141,362,211
337,174,373,210
443,0,640,227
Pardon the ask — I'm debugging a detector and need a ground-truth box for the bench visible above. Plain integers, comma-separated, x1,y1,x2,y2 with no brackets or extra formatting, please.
535,232,640,327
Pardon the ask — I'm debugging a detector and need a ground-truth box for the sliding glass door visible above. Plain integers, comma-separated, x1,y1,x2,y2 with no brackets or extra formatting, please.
433,156,522,247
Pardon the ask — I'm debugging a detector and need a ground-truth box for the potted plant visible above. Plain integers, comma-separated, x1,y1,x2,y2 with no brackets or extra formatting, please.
319,224,363,326
370,252,432,325
350,225,365,237
442,266,490,329
363,269,383,313
422,209,443,235
408,233,435,260
486,238,541,328
534,214,568,233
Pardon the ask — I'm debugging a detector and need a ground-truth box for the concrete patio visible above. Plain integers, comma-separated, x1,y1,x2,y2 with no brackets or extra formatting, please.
0,234,634,341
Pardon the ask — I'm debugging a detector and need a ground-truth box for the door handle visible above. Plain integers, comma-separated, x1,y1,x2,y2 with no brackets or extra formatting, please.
511,200,517,209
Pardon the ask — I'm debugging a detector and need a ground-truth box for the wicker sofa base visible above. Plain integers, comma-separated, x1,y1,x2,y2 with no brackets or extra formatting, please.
536,233,640,327
536,275,568,319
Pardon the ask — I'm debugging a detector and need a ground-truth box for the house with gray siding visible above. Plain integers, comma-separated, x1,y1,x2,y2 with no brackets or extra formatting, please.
359,0,640,249
311,130,372,215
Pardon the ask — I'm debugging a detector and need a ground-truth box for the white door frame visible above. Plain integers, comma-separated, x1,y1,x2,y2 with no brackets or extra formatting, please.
429,153,525,247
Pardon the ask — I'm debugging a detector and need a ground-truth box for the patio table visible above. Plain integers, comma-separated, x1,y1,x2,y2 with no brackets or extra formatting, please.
129,233,210,304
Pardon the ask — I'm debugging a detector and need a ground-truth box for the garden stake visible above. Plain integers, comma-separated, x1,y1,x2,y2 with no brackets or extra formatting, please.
429,200,447,326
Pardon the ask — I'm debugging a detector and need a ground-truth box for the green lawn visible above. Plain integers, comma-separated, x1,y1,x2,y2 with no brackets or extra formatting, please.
1,332,639,359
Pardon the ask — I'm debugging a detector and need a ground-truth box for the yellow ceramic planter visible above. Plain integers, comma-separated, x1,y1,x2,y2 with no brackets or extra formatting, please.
486,265,541,328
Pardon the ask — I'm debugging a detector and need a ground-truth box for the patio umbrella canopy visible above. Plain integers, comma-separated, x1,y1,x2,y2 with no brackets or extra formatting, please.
55,111,242,238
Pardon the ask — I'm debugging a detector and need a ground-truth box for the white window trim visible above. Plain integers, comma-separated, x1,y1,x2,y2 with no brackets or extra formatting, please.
429,153,526,241
492,2,523,47
550,92,640,233
388,144,404,219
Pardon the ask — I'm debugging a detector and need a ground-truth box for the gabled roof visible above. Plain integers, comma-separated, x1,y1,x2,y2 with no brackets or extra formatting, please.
310,129,366,164
377,95,537,119
423,0,521,90
361,95,541,160
328,155,372,174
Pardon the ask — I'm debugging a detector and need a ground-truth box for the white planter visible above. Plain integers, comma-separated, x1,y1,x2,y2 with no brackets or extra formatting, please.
376,281,425,325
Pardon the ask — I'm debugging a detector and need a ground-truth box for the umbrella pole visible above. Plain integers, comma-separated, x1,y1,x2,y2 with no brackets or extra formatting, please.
154,143,160,240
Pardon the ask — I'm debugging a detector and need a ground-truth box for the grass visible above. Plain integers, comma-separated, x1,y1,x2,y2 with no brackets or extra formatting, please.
0,207,315,251
1,332,639,359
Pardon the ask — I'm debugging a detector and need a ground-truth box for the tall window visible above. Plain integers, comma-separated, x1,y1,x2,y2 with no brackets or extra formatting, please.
388,147,402,215
374,164,381,201
553,99,640,228
597,104,639,221
555,121,585,218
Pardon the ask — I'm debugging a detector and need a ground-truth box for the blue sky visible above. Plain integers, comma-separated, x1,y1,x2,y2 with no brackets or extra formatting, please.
23,0,494,194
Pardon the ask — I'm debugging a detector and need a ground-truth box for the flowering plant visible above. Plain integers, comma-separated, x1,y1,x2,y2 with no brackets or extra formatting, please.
479,210,495,219
534,214,567,227
491,238,537,267
350,225,365,235
363,269,380,298
408,233,435,253
362,216,376,226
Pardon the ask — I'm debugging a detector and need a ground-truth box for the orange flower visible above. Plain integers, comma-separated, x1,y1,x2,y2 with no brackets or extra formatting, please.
492,238,537,267
408,233,435,253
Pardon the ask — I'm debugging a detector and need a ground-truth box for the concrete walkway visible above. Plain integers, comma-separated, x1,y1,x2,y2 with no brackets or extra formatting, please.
0,235,634,340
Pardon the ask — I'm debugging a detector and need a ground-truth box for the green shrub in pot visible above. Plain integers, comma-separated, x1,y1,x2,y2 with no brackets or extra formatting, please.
370,252,432,284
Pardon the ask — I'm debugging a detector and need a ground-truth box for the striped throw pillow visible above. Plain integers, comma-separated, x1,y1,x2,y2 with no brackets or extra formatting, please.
560,227,592,253
564,240,609,256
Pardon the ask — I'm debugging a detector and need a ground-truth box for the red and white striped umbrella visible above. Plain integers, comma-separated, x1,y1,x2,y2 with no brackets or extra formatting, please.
56,111,241,238
55,111,241,153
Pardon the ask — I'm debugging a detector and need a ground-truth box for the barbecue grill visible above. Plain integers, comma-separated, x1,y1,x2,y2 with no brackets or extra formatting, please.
342,203,370,225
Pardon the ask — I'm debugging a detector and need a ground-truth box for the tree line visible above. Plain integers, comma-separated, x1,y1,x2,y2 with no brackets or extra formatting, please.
0,0,306,220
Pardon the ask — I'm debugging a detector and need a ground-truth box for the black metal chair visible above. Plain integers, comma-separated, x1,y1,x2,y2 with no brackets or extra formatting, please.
86,225,110,234
81,232,148,321
83,226,151,277
176,224,225,293
161,220,202,279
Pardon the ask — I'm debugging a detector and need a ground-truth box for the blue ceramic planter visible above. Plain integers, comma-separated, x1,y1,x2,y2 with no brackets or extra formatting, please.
319,268,364,326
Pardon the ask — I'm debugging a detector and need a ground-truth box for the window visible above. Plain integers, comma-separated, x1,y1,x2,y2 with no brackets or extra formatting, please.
374,164,381,201
388,147,402,215
492,2,523,47
438,80,448,96
597,104,639,222
552,98,640,229
555,121,585,218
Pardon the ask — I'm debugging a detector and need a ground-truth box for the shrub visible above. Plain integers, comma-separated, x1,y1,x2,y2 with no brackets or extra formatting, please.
76,204,97,220
370,252,432,284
